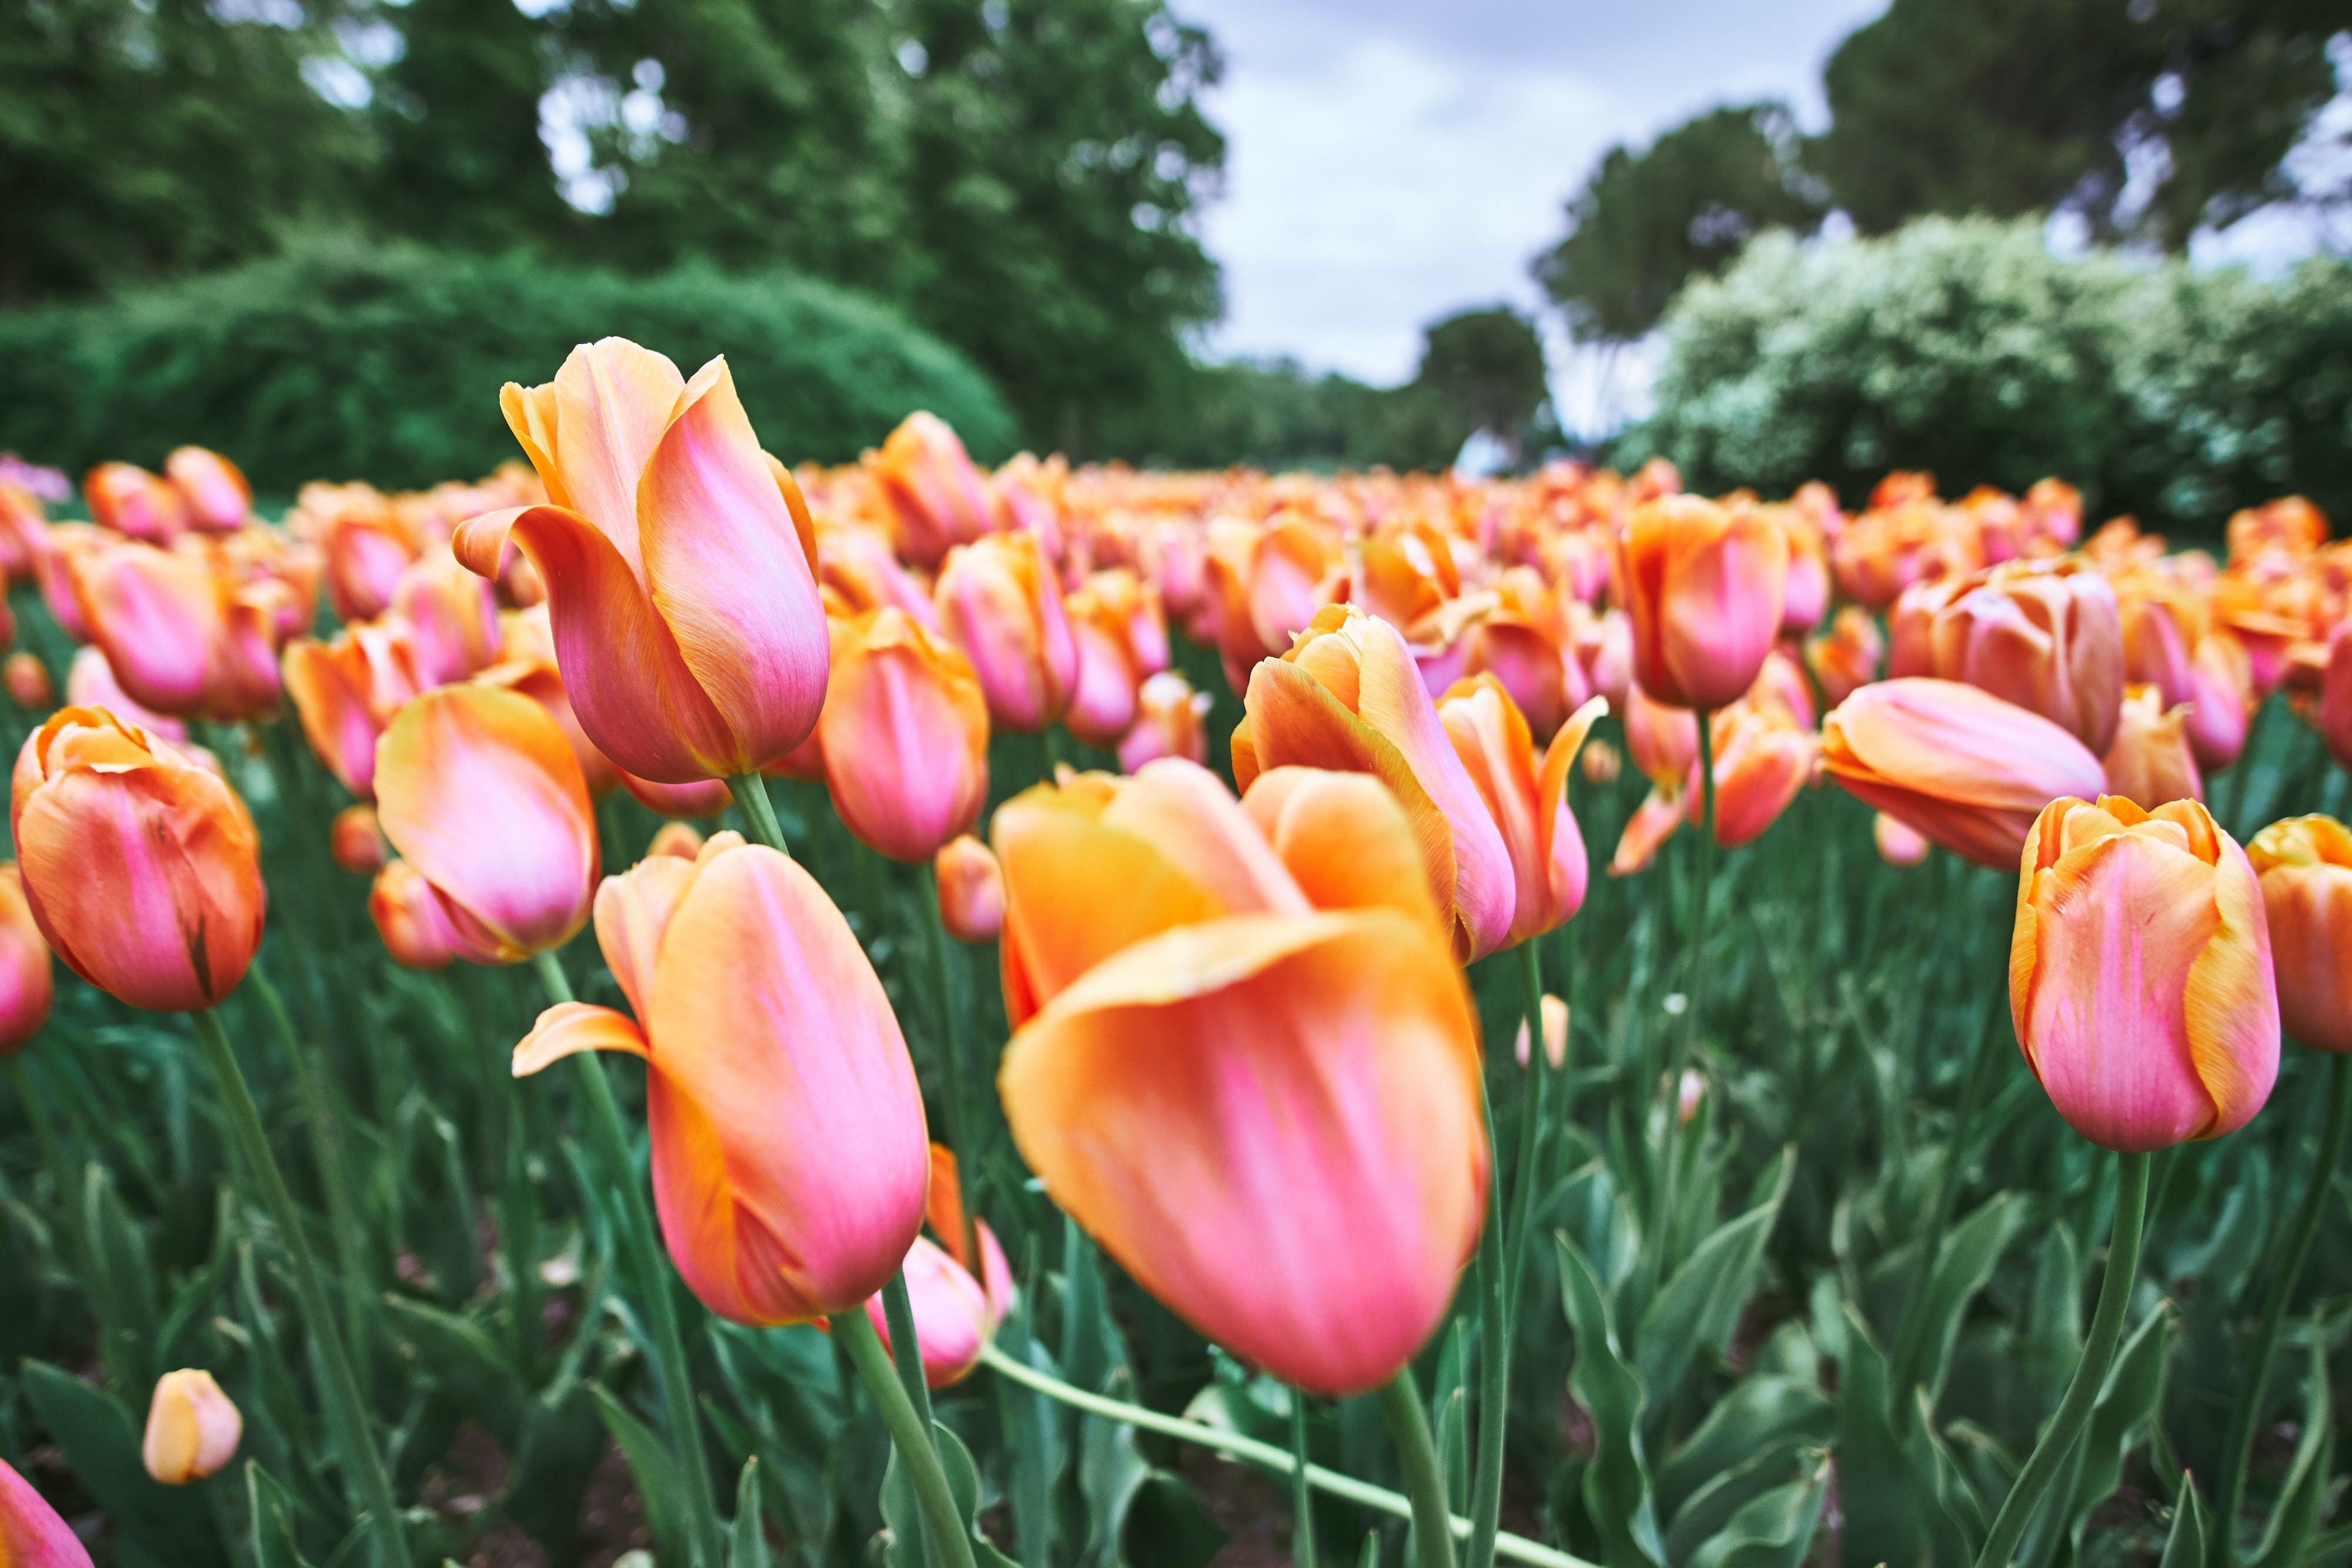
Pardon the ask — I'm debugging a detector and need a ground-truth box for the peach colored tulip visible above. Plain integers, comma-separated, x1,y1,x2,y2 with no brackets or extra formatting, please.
1357,517,1461,630
649,821,706,860
1778,511,1830,636
368,859,468,970
1875,812,1930,866
1615,495,1789,710
163,447,252,534
620,769,734,819
1437,677,1607,944
512,834,930,1323
2318,621,2352,773
1805,606,1885,708
0,482,50,586
1464,570,1591,740
34,523,101,641
1623,680,1698,792
934,834,1005,943
934,531,1077,734
820,607,990,862
1117,670,1212,772
1695,703,1816,848
281,620,423,798
142,1369,241,1484
1608,786,1684,876
1061,585,1141,748
1202,516,1348,696
2102,686,2203,810
2246,815,2352,1052
330,804,388,875
1822,678,2107,870
11,707,264,1010
3,653,49,711
1513,992,1569,1070
390,552,500,687
455,339,830,784
816,523,941,631
479,606,619,795
2119,589,2199,711
998,894,1486,1396
2011,795,2277,1150
373,686,599,964
0,865,55,1054
1570,604,1634,711
70,540,282,721
84,462,187,544
64,646,185,743
1083,567,1169,677
1748,646,1816,730
868,411,996,568
1887,559,2125,753
1238,604,1516,959
320,507,420,624
0,1457,92,1567
2185,633,2251,772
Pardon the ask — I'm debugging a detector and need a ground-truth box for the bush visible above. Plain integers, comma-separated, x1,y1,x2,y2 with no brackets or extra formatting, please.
1620,217,2352,539
0,238,1020,494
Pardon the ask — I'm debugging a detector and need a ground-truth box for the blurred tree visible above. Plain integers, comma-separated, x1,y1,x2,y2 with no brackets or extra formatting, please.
1531,102,1825,346
1412,306,1552,463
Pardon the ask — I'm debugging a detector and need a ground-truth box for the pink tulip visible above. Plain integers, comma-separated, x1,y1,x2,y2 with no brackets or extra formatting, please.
0,1456,92,1567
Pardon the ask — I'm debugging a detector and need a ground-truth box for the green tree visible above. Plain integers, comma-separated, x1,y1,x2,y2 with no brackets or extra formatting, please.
1412,306,1551,462
1531,102,1824,345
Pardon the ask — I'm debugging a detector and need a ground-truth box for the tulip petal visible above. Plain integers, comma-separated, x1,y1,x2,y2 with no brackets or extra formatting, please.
513,1002,651,1076
2181,831,2280,1135
1243,767,1441,929
547,337,686,567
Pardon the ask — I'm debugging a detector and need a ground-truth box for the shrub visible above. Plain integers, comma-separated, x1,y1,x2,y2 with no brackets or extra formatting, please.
0,238,1020,494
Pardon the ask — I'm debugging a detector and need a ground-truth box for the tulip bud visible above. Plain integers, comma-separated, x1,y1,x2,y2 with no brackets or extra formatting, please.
2246,815,2352,1053
648,821,706,860
68,540,282,721
2012,795,2278,1149
860,1228,1013,1388
281,621,424,799
163,447,252,534
1,1456,92,1567
1694,702,1815,848
0,865,55,1054
1874,811,1930,866
820,607,991,862
329,804,388,875
369,859,467,969
1512,993,1569,1069
1615,496,1789,711
1623,681,1698,792
1118,670,1212,773
390,551,500,687
1063,593,1141,748
1609,785,1685,877
141,1369,240,1485
1436,677,1606,944
4,653,51,711
934,835,1004,943
1676,1068,1706,1124
11,708,265,1010
934,532,1078,734
2102,685,2203,811
1886,559,2124,753
320,507,420,624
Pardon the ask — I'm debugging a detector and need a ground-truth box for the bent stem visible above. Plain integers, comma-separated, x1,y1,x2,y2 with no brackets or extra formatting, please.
189,1007,410,1568
1643,707,1716,1299
1972,1149,2151,1568
2214,1052,2352,1563
1379,1369,1461,1568
835,1303,980,1568
532,951,727,1568
977,1345,1591,1568
728,772,791,857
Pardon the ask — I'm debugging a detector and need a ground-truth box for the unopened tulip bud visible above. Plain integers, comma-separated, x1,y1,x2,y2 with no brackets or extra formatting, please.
1677,1068,1706,1124
648,821,706,860
1513,994,1569,1069
1874,812,1930,866
141,1369,240,1485
934,532,1078,734
2246,815,2352,1053
83,462,186,544
369,859,467,970
163,447,252,534
4,653,51,711
861,1227,1013,1388
933,835,1004,943
66,646,184,742
1,1456,92,1566
0,865,55,1054
329,804,388,875
1118,670,1212,772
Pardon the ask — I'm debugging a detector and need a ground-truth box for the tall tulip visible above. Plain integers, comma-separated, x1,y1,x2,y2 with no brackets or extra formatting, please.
65,646,184,741
819,607,990,862
1061,581,1142,748
0,864,55,1052
320,507,419,624
1436,677,1607,944
0,1457,92,1567
84,462,186,544
933,531,1077,733
454,338,830,784
1615,495,1789,711
1696,701,1816,848
390,551,500,687
11,708,263,1011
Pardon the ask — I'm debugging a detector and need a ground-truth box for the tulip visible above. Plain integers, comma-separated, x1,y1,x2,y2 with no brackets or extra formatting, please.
479,606,619,795
1695,702,1815,848
0,865,55,1053
1061,580,1144,748
34,523,101,641
1581,737,1622,785
280,620,424,798
868,410,996,568
1513,992,1568,1069
1875,811,1930,866
2010,795,2277,1151
1608,785,1685,877
69,540,282,720
1615,495,1789,711
1202,516,1347,696
860,1148,1014,1388
1436,677,1607,944
142,1369,241,1484
2119,590,2199,712
934,531,1077,733
2102,686,2202,810
997,888,1486,1396
1117,670,1212,772
2185,633,2251,773
372,685,598,964
1238,604,1516,959
163,447,252,534
319,507,420,624
1623,681,1698,792
620,770,735,820
934,834,1005,943
11,707,265,1010
329,804,388,875
2317,621,2352,773
511,834,930,1323
1822,678,2107,870
2245,816,2352,1052
4,652,51,711
368,859,468,970
84,462,187,544
1748,646,1815,730
649,821,707,860
1806,607,1885,708
1464,570,1591,740
1357,517,1461,630
390,552,500,687
819,607,990,862
0,1457,92,1567
816,523,941,630
1779,512,1830,636
1888,559,2125,753
0,482,50,586
1571,604,1634,711
63,647,182,742
454,338,830,784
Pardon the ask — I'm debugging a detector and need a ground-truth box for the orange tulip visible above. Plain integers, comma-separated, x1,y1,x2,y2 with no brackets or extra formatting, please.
1615,495,1789,710
373,686,599,964
1237,604,1516,959
34,523,101,641
1608,786,1685,877
1807,607,1885,710
368,858,469,970
818,607,990,862
281,620,424,798
1822,678,2107,869
2119,588,2199,712
868,410,996,568
1201,516,1348,696
163,447,252,534
0,865,55,1053
69,540,282,720
479,606,619,795
1695,701,1816,848
1436,677,1607,944
2318,620,2352,773
455,338,830,784
934,531,1077,734
83,462,187,544
1778,510,1830,636
512,833,930,1324
1875,811,1930,865
1464,569,1591,740
1,1457,92,1567
64,646,185,742
934,834,1005,944
3,652,50,711
1513,992,1569,1069
1887,558,2124,753
142,1369,241,1485
1117,670,1212,772
319,506,420,624
2102,686,2203,810
2246,816,2352,1052
10,707,264,1010
816,523,941,631
0,482,51,586
2011,795,2277,1150
329,804,389,875
390,552,500,687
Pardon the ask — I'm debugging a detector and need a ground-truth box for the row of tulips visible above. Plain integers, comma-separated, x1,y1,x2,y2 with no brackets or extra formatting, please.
0,338,2348,1568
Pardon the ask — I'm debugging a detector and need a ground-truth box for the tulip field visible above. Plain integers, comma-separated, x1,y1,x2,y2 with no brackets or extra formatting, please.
4,342,2352,1568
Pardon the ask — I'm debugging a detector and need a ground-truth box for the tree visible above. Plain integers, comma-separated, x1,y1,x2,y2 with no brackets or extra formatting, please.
1411,307,1551,463
1531,102,1825,345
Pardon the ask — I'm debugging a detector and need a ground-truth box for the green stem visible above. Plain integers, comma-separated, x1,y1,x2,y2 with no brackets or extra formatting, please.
1644,708,1715,1298
189,1008,410,1568
920,865,983,1271
1291,1389,1319,1568
835,1304,980,1568
978,1345,1590,1568
881,1269,936,1429
1973,1149,2152,1568
532,951,727,1568
1889,996,2007,1405
2214,1053,2352,1563
728,773,790,857
1379,1368,1460,1568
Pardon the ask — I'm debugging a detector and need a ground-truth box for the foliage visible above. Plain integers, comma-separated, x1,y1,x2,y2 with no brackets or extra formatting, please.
1619,216,2352,536
1412,307,1553,463
0,239,1019,495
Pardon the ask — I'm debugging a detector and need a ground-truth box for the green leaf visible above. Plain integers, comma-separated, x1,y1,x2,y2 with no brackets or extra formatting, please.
2250,1332,2334,1568
506,1382,607,1560
1636,1149,1793,1409
2059,1302,2174,1553
1662,1438,1813,1562
730,1456,770,1568
1685,1456,1829,1568
1655,1376,1833,1524
2160,1472,2209,1568
248,1459,318,1568
377,1294,524,1439
1905,1193,2024,1403
590,1381,690,1567
154,1188,238,1372
1556,1232,1666,1567
81,1159,163,1390
1121,1472,1228,1568
19,1358,216,1560
1434,1386,1468,1516
1077,1370,1152,1568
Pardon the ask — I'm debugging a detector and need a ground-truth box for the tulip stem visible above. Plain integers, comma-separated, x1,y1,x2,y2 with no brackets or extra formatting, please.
189,1007,410,1568
1973,1148,2151,1568
532,950,728,1568
1290,1389,1318,1568
2214,1052,2352,1563
920,865,984,1271
1379,1368,1461,1568
977,1345,1593,1568
1644,708,1715,1300
834,1303,980,1568
729,773,791,857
